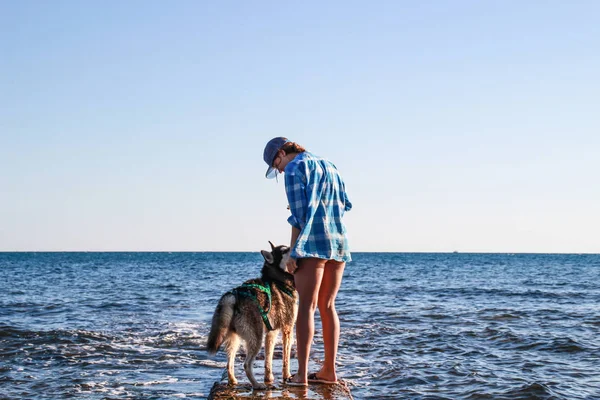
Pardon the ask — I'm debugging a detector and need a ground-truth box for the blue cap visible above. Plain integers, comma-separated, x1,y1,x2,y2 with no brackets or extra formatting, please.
263,137,289,179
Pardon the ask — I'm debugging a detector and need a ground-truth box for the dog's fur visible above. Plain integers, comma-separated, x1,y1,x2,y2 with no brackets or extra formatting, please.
206,242,297,389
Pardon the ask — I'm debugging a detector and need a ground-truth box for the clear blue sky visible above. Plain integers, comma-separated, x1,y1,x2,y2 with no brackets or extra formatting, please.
1,1,598,252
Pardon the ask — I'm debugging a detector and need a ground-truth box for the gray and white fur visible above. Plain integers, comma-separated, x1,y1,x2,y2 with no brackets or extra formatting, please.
206,242,297,389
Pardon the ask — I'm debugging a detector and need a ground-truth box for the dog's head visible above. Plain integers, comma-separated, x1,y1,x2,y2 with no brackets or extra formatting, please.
261,241,292,274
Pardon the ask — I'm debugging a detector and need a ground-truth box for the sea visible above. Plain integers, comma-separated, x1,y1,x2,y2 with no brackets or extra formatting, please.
1,252,599,399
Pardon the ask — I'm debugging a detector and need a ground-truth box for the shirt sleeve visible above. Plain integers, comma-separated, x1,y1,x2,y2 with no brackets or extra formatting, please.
344,191,352,212
284,163,308,230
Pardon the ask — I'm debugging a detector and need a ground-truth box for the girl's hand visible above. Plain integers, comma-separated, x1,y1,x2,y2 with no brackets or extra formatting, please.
286,257,298,274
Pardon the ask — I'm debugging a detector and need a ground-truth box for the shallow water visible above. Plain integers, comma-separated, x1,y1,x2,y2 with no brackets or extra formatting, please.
1,252,599,399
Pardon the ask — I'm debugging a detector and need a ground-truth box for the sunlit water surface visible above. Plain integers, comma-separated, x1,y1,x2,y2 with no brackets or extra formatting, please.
1,252,599,399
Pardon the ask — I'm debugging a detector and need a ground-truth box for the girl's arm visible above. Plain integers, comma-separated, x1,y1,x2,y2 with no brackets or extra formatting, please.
287,226,301,273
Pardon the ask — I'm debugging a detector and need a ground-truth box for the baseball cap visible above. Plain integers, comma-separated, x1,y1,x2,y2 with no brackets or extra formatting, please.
263,137,289,179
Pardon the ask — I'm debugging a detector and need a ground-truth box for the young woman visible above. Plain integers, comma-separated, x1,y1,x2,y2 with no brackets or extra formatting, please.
262,137,352,386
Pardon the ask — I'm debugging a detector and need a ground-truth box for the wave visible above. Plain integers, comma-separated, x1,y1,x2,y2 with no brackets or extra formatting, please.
499,382,561,400
480,327,588,353
428,286,592,301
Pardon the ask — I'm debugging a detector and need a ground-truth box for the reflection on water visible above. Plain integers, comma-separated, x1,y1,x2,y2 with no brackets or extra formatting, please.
208,381,354,400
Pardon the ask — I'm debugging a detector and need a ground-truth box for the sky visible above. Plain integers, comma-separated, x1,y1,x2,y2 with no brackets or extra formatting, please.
1,1,599,253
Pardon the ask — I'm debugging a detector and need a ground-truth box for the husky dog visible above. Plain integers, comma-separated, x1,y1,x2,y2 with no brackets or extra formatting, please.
206,242,297,390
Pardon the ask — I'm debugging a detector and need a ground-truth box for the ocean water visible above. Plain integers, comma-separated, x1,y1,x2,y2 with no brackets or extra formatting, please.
1,252,599,399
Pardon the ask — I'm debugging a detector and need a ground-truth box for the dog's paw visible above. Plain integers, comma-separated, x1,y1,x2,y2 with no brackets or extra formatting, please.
265,374,275,384
252,383,268,390
227,378,238,385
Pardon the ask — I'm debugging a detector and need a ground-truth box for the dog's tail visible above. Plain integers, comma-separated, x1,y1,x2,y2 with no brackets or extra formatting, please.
206,293,236,355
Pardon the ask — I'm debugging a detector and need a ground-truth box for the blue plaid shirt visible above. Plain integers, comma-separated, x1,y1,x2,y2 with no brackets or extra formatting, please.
284,152,352,262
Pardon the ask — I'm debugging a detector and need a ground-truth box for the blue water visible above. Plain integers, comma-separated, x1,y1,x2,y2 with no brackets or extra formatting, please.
1,252,599,399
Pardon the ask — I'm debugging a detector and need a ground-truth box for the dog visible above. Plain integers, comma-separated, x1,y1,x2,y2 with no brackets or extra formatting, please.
206,242,297,389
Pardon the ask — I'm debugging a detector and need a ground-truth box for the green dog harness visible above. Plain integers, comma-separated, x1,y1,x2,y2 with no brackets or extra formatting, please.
229,281,295,331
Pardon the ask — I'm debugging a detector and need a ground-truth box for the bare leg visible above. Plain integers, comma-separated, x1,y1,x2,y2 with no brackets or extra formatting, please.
225,334,240,385
316,260,345,382
264,330,278,384
289,257,325,384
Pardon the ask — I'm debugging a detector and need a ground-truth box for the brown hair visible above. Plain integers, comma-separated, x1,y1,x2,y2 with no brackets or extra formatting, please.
281,141,306,155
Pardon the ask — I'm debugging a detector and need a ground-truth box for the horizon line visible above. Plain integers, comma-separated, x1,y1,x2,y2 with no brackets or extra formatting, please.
1,250,599,255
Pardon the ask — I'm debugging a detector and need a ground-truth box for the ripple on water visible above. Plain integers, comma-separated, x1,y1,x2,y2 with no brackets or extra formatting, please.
2,252,600,399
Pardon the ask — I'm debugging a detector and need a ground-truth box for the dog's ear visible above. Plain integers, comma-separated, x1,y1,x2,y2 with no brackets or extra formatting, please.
261,250,274,264
268,241,275,251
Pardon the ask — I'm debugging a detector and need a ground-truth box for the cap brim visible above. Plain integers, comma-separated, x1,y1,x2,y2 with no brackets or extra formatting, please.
265,166,279,179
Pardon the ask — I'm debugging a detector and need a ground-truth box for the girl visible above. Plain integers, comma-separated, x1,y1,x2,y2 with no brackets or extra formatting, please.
262,137,352,386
